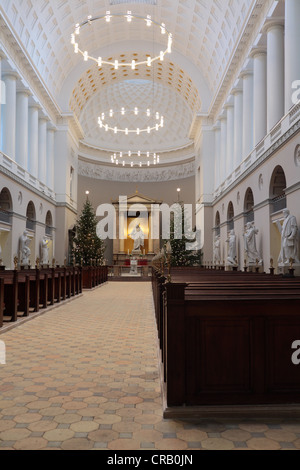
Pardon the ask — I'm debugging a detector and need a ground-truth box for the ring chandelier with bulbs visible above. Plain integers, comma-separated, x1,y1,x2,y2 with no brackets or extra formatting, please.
72,12,172,167
110,151,160,167
98,108,164,135
71,12,173,68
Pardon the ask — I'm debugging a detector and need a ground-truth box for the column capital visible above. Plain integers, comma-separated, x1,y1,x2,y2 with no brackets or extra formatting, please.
249,46,267,59
239,68,253,80
38,114,49,123
232,86,243,96
2,70,19,80
16,87,32,97
0,50,7,60
213,121,221,131
224,102,234,110
47,123,57,132
219,110,227,121
29,103,41,111
262,18,284,34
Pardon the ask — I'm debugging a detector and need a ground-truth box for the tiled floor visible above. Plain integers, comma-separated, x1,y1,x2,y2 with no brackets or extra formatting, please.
1,282,300,450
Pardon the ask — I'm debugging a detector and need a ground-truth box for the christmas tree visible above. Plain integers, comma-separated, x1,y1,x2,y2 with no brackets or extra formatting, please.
72,199,105,266
163,203,202,267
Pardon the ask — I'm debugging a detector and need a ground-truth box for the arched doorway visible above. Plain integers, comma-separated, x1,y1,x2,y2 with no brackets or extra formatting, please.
0,188,13,267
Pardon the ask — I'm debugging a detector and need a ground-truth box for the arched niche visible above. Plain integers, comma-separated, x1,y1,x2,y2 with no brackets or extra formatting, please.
45,210,53,237
227,202,234,231
244,188,254,224
269,166,287,214
215,211,221,236
0,187,13,224
0,187,13,267
26,201,36,232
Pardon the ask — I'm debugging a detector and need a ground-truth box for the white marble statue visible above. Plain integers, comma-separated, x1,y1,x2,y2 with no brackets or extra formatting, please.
276,209,300,265
226,229,237,266
41,236,50,265
213,235,221,265
20,230,31,266
244,222,262,265
130,224,145,252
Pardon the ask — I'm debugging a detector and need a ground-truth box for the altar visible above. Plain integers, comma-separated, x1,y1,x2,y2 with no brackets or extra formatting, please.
112,192,162,265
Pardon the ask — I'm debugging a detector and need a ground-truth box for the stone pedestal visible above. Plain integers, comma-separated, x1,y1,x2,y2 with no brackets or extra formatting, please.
130,258,138,275
278,263,300,277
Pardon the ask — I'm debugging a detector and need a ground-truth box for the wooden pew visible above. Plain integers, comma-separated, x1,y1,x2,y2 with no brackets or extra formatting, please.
152,267,300,408
164,280,300,407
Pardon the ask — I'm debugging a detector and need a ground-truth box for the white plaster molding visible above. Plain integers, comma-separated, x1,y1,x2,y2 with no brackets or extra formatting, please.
78,160,195,183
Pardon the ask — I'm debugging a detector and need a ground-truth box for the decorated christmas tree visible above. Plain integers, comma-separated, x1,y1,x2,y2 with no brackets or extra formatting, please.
72,199,105,266
164,203,202,267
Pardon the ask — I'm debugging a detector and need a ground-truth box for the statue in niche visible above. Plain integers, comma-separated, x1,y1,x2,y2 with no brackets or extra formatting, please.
226,229,237,266
244,222,262,265
276,209,300,265
213,235,221,265
41,236,50,265
130,224,145,253
20,230,31,266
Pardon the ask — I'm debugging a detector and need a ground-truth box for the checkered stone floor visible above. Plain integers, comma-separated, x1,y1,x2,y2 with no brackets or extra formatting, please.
1,282,300,450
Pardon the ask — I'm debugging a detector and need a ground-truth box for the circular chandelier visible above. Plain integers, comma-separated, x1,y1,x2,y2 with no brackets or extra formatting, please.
71,12,173,68
111,151,160,167
98,107,164,135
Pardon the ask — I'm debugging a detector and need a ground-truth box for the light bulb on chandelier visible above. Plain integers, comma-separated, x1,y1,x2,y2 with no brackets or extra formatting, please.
71,12,173,68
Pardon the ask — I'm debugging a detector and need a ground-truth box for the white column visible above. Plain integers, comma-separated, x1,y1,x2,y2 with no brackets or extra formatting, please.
2,72,18,160
38,116,47,184
251,48,267,146
285,0,300,112
28,105,39,178
16,89,30,169
0,52,7,152
264,22,284,131
219,113,227,185
225,102,234,177
119,210,125,254
213,122,221,189
46,126,55,189
240,69,253,158
148,212,154,253
232,87,243,168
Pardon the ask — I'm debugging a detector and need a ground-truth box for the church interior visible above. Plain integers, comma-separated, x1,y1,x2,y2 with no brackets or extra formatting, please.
1,0,300,452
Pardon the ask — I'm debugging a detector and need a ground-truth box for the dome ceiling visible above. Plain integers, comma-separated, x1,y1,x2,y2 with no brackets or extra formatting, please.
79,79,193,152
1,0,255,106
0,0,257,163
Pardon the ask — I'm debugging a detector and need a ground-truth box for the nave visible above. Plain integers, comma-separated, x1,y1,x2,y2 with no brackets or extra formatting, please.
0,283,300,451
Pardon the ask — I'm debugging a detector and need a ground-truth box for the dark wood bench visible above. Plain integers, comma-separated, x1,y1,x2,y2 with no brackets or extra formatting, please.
0,265,84,328
151,267,300,408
